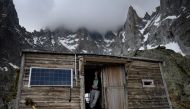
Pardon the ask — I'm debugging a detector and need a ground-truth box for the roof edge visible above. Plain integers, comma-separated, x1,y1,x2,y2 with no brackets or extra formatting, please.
21,49,163,63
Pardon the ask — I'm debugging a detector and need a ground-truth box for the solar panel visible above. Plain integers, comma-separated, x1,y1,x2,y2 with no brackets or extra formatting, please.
29,67,73,87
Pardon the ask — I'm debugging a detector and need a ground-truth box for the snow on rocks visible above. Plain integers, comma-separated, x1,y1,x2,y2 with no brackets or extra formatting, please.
143,33,149,42
104,39,114,43
121,31,126,42
9,63,19,69
139,44,157,50
67,34,77,38
0,67,8,72
59,39,79,50
187,15,190,19
82,50,88,53
139,20,151,34
164,42,185,56
139,42,185,56
162,15,179,21
33,37,38,44
104,36,115,47
154,15,161,27
59,34,79,51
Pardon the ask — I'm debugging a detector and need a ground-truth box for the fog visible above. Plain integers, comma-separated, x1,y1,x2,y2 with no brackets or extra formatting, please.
13,0,159,33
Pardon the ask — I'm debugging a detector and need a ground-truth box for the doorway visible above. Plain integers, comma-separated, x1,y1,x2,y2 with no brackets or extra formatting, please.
84,64,102,109
84,62,126,109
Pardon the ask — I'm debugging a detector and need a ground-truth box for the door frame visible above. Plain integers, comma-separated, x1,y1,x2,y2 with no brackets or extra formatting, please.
79,56,129,109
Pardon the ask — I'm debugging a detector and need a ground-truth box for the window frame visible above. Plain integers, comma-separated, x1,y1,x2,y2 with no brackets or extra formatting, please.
142,79,155,88
28,67,73,88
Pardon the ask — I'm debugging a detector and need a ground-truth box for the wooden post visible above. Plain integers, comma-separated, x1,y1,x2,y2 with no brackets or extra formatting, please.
16,54,25,109
159,63,173,109
124,64,129,109
79,57,85,109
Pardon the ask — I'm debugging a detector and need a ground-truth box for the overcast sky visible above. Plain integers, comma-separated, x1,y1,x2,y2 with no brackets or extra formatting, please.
13,0,159,33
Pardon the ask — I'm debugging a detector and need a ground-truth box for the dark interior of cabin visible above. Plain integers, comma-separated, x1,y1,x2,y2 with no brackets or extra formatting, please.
84,63,103,109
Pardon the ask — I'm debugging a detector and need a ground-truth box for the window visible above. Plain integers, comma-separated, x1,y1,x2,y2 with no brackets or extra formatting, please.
28,67,73,87
142,79,155,87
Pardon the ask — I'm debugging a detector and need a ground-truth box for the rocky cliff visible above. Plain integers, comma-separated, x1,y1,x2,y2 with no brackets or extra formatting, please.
0,0,31,65
0,0,31,108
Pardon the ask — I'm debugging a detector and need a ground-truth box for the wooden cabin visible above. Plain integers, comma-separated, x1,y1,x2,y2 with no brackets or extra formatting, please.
16,50,172,109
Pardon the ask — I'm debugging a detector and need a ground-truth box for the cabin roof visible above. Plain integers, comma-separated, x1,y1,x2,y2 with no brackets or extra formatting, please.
22,49,162,63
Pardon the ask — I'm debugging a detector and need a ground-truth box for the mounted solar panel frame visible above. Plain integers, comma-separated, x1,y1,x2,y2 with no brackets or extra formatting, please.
28,67,73,88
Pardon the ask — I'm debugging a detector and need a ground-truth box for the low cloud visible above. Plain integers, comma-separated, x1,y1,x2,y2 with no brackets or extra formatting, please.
13,0,159,33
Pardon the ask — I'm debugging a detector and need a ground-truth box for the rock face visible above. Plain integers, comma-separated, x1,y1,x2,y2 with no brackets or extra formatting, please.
12,0,190,56
0,0,31,65
122,0,190,55
0,0,31,108
121,6,144,52
160,0,190,55
160,0,190,17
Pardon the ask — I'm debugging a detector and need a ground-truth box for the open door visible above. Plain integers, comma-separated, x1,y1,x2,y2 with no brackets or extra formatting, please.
102,65,126,109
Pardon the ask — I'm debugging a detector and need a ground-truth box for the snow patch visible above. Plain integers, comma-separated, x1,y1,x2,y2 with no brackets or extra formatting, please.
0,67,8,72
104,39,114,43
33,37,38,44
59,39,79,50
154,15,161,27
127,48,135,51
104,37,115,47
187,15,190,19
147,45,157,49
139,42,185,56
3,67,8,71
113,32,117,36
162,15,179,21
9,63,19,69
75,39,79,42
139,44,158,50
25,38,32,45
51,39,55,45
143,33,149,42
67,34,77,38
82,50,88,53
140,20,151,34
182,6,186,11
139,46,145,50
107,48,112,52
121,32,126,42
164,42,185,56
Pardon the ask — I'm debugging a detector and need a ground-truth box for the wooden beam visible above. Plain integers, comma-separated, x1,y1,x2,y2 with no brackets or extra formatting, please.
159,63,173,109
83,56,130,64
16,54,25,109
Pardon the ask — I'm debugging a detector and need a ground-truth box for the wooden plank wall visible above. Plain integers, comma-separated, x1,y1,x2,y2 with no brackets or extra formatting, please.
127,61,170,109
18,53,80,109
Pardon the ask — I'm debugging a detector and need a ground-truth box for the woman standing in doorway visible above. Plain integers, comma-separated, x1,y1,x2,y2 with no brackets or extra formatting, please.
89,71,101,109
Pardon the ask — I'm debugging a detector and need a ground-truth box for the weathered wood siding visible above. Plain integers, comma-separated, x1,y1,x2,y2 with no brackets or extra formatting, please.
102,65,127,109
127,61,170,109
18,53,80,109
